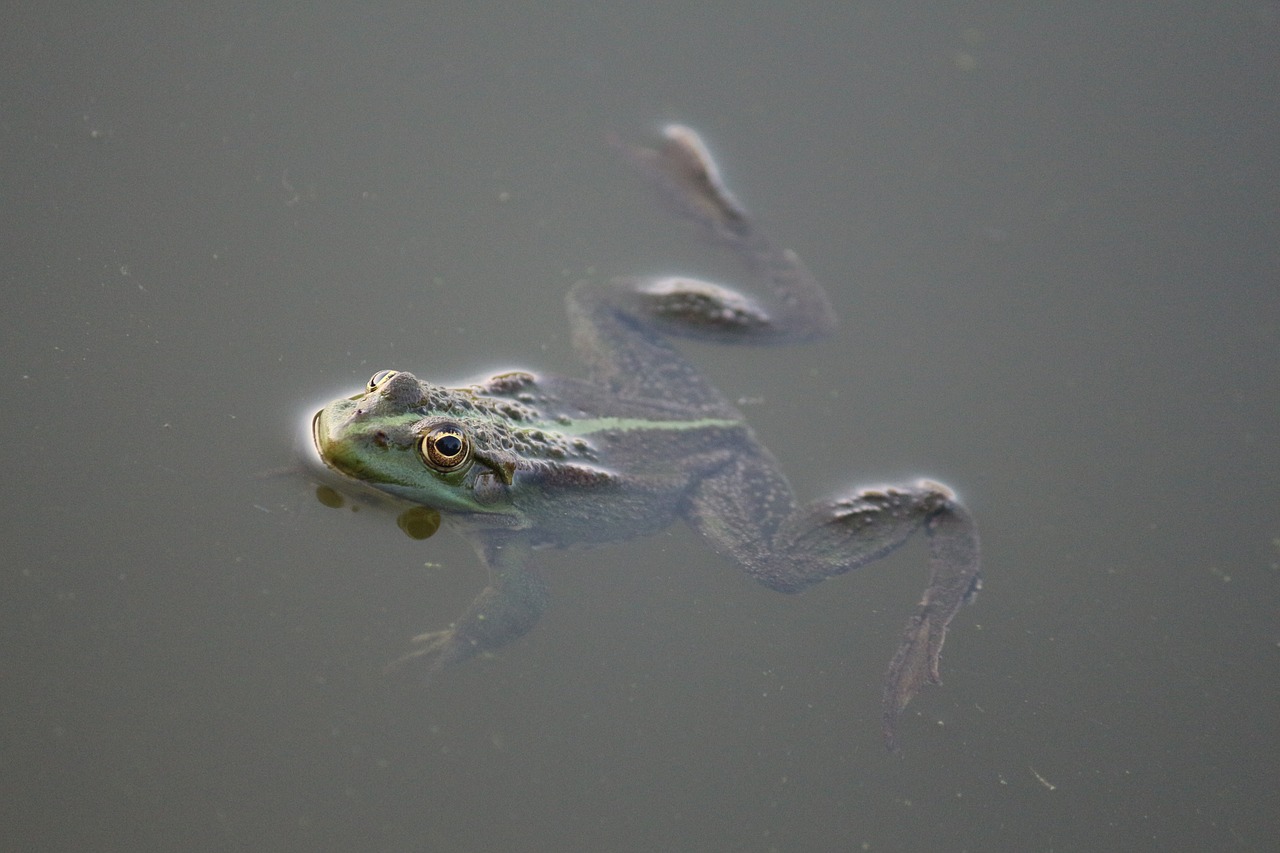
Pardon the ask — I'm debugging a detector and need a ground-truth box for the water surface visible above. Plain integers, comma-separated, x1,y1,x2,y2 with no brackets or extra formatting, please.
3,4,1277,850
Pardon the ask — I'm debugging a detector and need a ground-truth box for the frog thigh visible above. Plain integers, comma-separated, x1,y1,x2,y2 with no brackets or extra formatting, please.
565,276,737,412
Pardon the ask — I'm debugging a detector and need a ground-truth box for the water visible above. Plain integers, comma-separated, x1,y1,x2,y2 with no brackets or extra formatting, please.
4,4,1277,850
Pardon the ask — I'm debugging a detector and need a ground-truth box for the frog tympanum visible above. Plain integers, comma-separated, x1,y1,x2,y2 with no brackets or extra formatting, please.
312,125,981,748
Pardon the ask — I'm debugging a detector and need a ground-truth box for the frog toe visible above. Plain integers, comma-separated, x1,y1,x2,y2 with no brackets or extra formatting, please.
383,628,463,675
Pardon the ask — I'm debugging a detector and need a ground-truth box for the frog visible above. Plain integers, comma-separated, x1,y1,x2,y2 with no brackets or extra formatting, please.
311,125,981,749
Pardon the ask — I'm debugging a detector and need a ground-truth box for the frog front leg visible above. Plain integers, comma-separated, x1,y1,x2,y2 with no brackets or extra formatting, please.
387,533,548,674
684,455,981,750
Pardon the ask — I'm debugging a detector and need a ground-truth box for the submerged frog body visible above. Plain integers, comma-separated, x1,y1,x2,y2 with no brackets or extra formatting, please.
312,126,981,748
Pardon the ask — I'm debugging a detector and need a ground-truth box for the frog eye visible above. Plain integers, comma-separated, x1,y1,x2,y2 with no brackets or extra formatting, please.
367,370,399,392
419,423,472,474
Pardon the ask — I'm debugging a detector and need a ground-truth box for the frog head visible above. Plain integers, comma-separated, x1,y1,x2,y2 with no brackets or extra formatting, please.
312,370,524,518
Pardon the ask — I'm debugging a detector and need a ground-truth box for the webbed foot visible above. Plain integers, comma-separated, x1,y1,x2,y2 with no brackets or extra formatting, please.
383,627,468,675
881,504,982,751
881,602,951,751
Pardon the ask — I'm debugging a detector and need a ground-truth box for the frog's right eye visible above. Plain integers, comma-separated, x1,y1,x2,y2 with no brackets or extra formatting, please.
419,422,473,475
367,370,399,392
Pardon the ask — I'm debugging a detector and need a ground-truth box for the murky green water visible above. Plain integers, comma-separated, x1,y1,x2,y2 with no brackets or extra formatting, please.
4,5,1277,850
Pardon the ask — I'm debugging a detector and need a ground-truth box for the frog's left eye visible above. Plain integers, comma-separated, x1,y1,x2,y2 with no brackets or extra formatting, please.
419,423,472,474
367,370,399,392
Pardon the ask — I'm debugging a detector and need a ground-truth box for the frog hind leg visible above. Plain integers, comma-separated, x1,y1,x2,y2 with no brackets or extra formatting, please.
565,125,840,410
683,458,981,751
610,124,838,344
387,534,548,676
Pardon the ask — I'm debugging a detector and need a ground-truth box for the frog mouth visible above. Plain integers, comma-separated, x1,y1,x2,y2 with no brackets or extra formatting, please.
302,408,361,489
310,409,340,473
310,406,414,488
310,407,359,478
311,409,326,452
